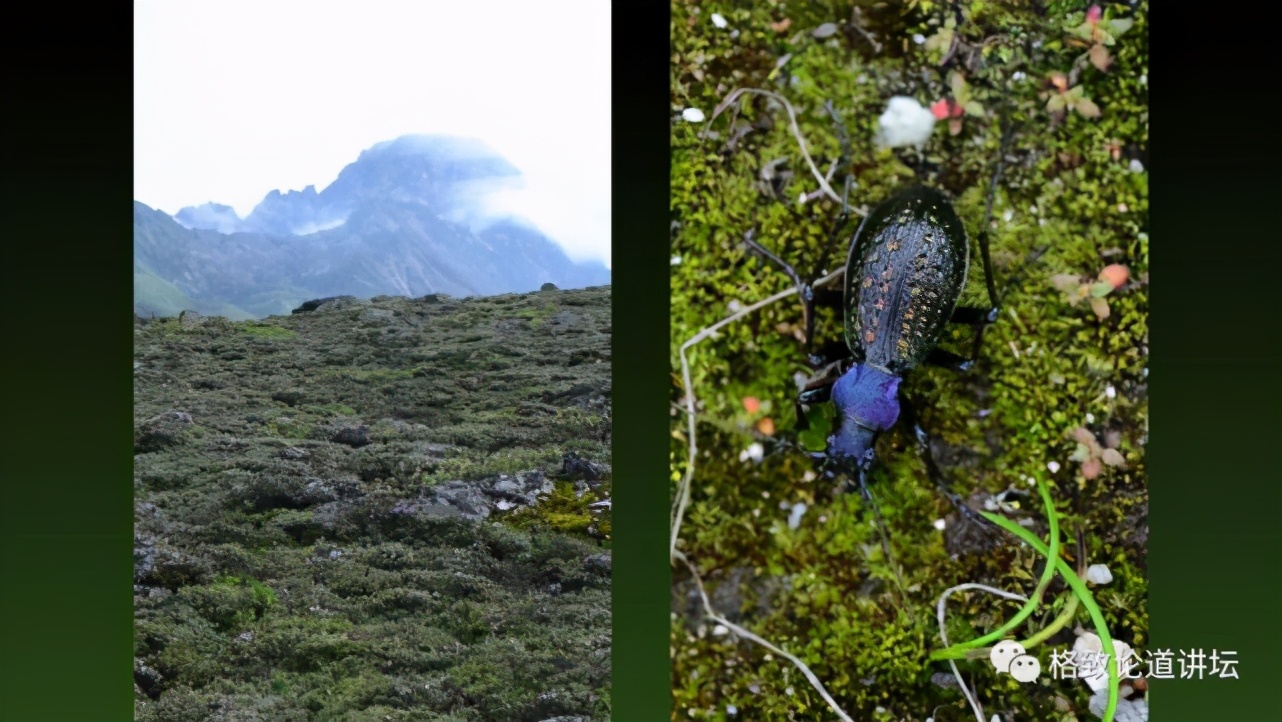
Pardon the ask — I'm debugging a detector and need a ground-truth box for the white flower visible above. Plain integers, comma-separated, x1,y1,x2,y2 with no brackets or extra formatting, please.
1012,71,1027,81
1105,385,1117,399
1086,564,1114,585
1074,633,1134,693
670,255,682,266
740,443,765,464
875,96,936,149
711,13,728,29
1129,159,1145,173
933,518,947,531
912,33,927,44
1047,461,1062,474
726,705,738,716
712,624,729,636
787,502,807,530
681,107,706,123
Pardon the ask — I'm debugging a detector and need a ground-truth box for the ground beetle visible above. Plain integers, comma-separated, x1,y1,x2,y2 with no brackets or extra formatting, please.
749,171,1009,527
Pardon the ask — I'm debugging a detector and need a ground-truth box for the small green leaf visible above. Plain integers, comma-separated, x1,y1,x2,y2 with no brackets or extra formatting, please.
1090,281,1114,298
1046,94,1067,112
1075,97,1101,118
964,100,985,117
1090,296,1110,319
1051,273,1082,293
1108,18,1134,37
798,405,835,452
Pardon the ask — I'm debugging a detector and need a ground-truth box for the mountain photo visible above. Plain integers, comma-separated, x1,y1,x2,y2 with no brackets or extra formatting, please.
135,135,611,320
133,2,613,719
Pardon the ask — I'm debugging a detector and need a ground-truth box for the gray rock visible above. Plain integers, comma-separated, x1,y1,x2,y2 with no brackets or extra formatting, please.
330,424,371,448
134,410,195,453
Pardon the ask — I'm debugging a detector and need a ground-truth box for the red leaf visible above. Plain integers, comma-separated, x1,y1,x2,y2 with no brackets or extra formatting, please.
1098,264,1129,290
1082,457,1102,479
930,98,962,120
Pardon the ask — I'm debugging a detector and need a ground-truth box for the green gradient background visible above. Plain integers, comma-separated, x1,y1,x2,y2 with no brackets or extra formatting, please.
610,3,672,720
0,2,135,720
2,2,1280,721
1146,3,1282,718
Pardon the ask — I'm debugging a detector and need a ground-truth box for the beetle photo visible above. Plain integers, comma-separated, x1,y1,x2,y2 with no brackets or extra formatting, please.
670,2,1149,721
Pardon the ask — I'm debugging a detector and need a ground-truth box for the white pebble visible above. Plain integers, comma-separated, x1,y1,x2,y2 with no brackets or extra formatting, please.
711,13,728,29
788,502,807,530
874,96,936,149
1047,461,1062,474
1086,564,1114,585
681,108,706,123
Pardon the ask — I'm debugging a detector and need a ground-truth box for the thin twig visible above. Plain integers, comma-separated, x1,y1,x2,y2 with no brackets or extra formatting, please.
849,7,883,54
677,551,857,722
936,583,1030,722
670,268,843,560
706,88,851,207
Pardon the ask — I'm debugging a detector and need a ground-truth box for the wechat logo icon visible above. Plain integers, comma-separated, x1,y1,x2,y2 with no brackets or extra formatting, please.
991,640,1041,683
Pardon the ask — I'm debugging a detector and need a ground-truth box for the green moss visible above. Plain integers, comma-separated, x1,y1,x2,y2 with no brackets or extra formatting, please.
671,1,1147,719
242,322,298,339
516,301,559,328
504,480,612,540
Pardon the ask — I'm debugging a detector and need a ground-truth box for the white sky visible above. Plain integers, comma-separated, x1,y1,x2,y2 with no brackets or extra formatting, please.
134,0,611,266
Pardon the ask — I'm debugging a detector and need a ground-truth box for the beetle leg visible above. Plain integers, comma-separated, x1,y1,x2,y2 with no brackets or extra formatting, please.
976,119,1015,314
742,234,823,350
924,347,976,373
898,393,998,532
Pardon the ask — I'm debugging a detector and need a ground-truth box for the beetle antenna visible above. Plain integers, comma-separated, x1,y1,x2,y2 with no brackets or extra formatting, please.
850,467,915,619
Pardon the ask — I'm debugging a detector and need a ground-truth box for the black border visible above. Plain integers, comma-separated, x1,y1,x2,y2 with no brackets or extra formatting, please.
1,1,136,720
1149,2,1282,719
610,2,673,720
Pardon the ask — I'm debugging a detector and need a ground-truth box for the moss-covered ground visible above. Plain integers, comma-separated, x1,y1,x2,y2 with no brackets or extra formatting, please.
670,2,1147,720
134,287,611,721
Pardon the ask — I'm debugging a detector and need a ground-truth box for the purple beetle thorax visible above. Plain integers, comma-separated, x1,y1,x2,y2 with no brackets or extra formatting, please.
830,364,902,432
